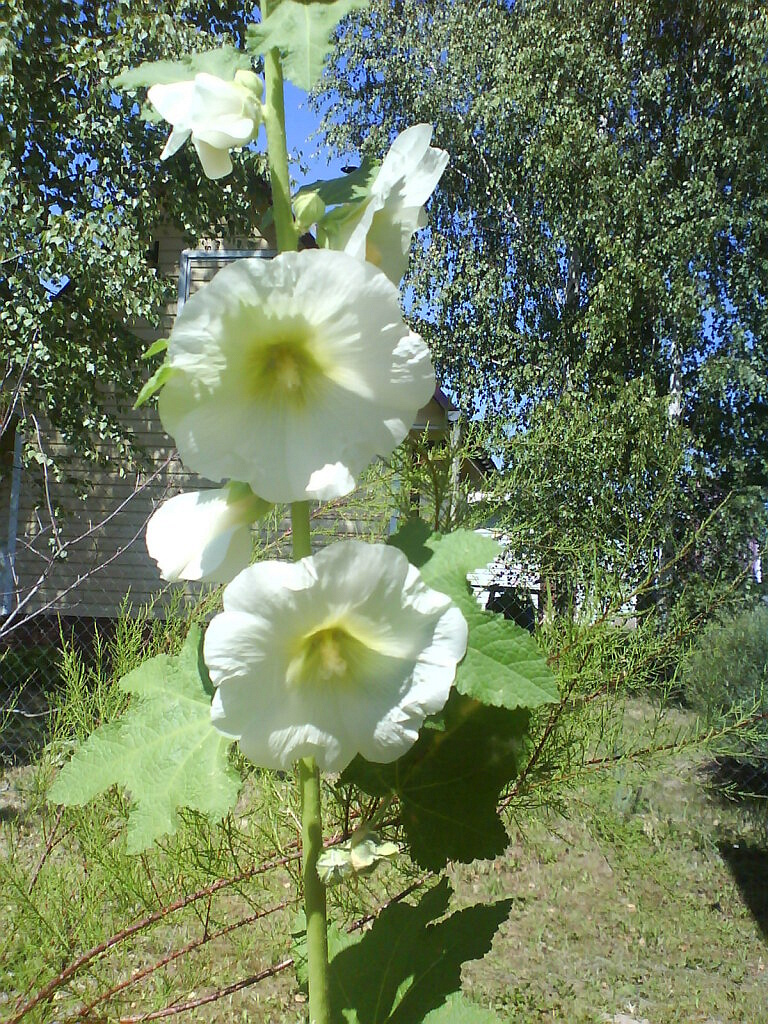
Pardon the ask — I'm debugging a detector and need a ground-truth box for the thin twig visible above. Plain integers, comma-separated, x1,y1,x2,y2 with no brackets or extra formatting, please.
115,959,296,1023
27,806,65,894
1,456,173,639
7,848,302,1024
70,898,297,1024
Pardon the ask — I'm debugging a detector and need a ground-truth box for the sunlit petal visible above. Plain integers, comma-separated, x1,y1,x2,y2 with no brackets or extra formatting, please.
205,541,468,772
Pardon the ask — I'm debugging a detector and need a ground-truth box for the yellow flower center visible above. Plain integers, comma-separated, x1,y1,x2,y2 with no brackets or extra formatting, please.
247,330,326,407
287,625,372,689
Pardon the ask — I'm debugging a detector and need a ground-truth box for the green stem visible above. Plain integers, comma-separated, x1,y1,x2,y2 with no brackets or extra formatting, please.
291,501,312,561
299,757,330,1024
261,0,298,253
290,446,326,1023
262,12,326,1017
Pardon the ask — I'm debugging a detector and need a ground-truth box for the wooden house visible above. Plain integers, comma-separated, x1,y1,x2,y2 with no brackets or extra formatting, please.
0,230,463,641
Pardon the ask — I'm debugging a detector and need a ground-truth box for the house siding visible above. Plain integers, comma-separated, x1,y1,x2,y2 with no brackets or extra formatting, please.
8,232,451,621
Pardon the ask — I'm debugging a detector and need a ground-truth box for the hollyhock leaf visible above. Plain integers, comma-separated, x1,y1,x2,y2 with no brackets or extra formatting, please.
312,879,511,1023
342,691,530,870
390,520,558,710
247,0,369,91
112,46,253,90
421,994,505,1023
49,626,240,852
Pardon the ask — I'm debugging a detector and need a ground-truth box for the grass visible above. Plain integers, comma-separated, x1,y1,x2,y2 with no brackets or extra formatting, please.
1,595,767,1023
1,701,767,1023
461,750,768,1023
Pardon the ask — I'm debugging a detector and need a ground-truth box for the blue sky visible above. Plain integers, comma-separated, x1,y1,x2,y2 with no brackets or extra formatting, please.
283,83,351,188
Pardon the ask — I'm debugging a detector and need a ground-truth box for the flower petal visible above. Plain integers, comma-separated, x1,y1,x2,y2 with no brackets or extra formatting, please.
145,485,269,583
160,127,192,161
373,124,449,208
158,250,436,503
325,124,448,283
192,138,233,179
147,81,195,126
205,541,468,772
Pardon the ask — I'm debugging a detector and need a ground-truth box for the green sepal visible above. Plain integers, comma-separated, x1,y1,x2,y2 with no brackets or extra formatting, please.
295,156,379,210
246,0,370,91
342,691,530,870
293,879,510,1022
390,519,558,710
48,626,241,853
293,190,326,232
134,361,176,408
142,337,168,360
112,45,253,90
316,198,368,249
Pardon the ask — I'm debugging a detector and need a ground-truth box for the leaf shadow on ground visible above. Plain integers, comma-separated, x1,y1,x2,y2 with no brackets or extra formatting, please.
718,840,768,942
328,879,511,1023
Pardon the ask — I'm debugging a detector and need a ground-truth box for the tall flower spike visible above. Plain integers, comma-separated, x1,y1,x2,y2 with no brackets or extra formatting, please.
147,70,263,179
158,250,436,504
205,541,468,772
321,124,448,284
145,482,271,584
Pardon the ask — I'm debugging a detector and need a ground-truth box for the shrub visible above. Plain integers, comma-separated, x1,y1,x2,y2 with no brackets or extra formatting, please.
682,605,768,723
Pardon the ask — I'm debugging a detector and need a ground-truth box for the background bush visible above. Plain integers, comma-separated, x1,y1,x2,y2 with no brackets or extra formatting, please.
682,605,768,772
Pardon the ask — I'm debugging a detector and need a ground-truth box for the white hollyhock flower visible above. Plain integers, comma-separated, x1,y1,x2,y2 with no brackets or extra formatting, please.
147,70,263,179
146,482,270,583
323,124,448,283
205,541,468,772
158,250,435,504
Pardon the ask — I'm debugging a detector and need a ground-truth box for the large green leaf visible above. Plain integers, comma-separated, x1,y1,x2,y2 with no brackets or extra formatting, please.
421,995,503,1024
49,626,240,852
294,880,509,1023
112,46,253,90
390,520,558,710
343,692,530,869
332,881,509,1023
247,0,369,91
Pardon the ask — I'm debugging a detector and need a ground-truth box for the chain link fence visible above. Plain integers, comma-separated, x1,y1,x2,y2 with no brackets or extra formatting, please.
1,613,108,763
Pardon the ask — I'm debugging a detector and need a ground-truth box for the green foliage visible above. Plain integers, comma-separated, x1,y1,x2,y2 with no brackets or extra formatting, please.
295,879,510,1022
682,605,768,736
321,0,768,608
112,44,253,88
343,692,530,869
295,155,379,208
390,520,558,710
134,361,178,408
247,0,369,91
420,996,503,1024
49,625,240,851
0,0,269,478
